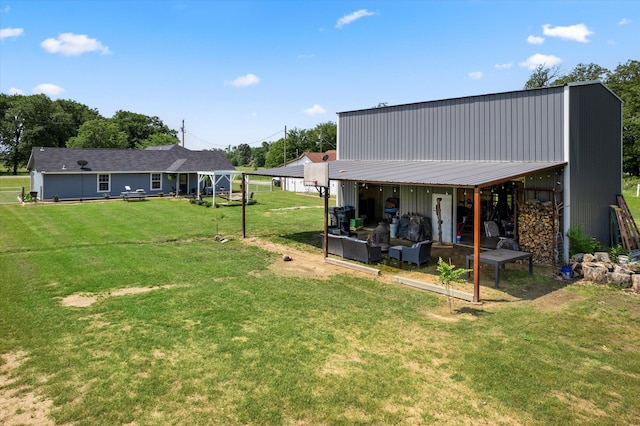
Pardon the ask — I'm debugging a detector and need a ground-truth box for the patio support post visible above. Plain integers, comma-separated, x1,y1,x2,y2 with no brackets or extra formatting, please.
242,173,246,238
324,186,329,258
473,186,481,302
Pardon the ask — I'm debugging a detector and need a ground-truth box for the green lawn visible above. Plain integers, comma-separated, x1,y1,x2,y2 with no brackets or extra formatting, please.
1,182,639,425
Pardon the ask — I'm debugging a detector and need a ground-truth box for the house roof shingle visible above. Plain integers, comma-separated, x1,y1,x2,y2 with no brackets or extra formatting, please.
27,144,234,174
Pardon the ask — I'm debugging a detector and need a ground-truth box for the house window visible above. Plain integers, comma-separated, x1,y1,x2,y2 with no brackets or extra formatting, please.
151,173,162,190
97,174,110,192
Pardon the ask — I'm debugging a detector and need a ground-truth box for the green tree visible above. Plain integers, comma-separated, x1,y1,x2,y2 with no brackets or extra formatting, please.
235,143,252,166
67,118,129,149
0,94,61,174
523,64,563,89
308,121,337,152
606,60,640,175
51,99,101,148
112,110,178,149
553,63,609,86
136,133,180,149
264,138,285,168
250,141,270,168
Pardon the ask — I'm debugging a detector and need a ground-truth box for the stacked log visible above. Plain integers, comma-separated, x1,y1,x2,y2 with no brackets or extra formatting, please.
518,200,557,264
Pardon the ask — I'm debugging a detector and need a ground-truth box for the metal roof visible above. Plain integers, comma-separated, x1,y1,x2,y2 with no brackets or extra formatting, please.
247,160,566,188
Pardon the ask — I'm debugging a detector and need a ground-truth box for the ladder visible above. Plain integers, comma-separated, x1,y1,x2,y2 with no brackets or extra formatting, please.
614,195,640,250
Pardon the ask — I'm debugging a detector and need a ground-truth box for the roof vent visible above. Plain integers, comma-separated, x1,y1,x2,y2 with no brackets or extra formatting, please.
62,165,66,170
40,147,45,151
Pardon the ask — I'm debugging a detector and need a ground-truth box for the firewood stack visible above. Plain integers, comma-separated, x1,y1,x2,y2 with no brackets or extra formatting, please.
518,200,558,264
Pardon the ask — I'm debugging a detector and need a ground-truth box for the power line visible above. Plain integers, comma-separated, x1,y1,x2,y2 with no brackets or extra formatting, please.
185,128,285,149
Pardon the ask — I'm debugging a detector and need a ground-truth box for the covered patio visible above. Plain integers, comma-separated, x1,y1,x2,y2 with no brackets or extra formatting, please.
243,159,566,302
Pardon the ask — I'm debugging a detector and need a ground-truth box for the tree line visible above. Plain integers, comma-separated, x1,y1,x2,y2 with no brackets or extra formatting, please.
0,93,178,174
524,59,639,175
225,122,337,169
1,59,637,174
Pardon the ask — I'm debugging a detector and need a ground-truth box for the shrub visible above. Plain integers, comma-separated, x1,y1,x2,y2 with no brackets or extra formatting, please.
566,225,601,257
609,244,629,263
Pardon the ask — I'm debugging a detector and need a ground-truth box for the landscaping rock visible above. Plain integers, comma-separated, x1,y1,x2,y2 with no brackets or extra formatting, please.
582,263,608,283
569,254,639,291
606,272,632,287
594,252,611,263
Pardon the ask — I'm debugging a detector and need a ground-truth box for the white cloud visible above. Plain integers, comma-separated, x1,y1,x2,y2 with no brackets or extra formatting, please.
527,35,545,45
227,73,260,87
542,23,593,42
519,53,562,70
40,32,111,56
304,104,326,116
297,53,315,59
619,18,632,26
0,27,24,40
0,6,10,13
336,9,375,29
32,83,64,96
495,62,513,69
8,87,23,95
468,71,483,79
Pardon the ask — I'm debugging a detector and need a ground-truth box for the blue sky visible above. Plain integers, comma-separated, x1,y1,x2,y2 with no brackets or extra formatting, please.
0,1,638,150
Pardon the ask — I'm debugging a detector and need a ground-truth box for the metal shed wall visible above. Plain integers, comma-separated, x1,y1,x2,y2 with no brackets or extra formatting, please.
338,87,565,162
568,83,623,245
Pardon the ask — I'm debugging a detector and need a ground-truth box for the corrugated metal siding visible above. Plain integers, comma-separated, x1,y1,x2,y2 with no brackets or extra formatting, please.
568,84,623,245
338,87,565,162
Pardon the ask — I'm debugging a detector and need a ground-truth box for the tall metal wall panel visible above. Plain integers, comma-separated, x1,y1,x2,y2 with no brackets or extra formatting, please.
339,87,565,163
568,84,623,245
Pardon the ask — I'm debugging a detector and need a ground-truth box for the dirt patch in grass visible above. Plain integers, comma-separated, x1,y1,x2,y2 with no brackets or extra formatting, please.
530,288,584,311
242,237,371,280
0,351,53,426
60,285,178,307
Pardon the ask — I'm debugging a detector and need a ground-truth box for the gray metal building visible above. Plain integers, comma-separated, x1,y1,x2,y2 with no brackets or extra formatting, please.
336,82,622,255
250,81,622,263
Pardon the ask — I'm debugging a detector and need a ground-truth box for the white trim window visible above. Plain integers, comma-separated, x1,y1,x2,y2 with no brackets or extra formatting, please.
151,173,162,191
97,174,111,192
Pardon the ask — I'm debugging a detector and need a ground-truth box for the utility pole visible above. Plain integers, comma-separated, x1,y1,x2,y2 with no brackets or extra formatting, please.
283,125,287,191
283,125,287,166
181,119,185,147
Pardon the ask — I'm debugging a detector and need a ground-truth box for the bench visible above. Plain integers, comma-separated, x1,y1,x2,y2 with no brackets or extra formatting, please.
121,187,146,201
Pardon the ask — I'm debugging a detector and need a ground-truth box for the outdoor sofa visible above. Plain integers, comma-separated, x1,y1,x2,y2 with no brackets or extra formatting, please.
324,234,382,264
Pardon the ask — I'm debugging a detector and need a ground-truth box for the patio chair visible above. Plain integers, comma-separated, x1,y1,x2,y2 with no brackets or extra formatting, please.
400,240,432,266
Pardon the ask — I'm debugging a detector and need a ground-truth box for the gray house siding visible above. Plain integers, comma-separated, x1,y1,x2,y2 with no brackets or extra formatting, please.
338,87,565,162
41,174,85,200
568,83,623,244
39,172,174,200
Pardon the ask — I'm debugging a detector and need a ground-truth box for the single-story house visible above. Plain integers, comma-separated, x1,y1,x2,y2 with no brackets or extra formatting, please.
27,144,235,201
275,150,339,195
248,81,622,267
